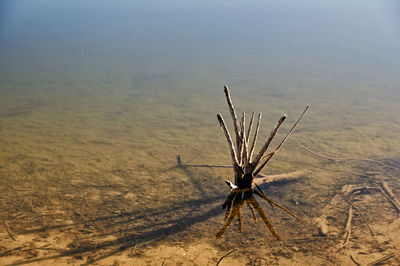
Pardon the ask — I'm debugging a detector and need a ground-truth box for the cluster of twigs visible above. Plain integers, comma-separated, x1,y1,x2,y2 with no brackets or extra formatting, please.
215,86,309,239
338,181,400,249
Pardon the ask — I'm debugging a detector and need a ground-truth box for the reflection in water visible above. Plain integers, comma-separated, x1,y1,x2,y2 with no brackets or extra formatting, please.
0,0,400,265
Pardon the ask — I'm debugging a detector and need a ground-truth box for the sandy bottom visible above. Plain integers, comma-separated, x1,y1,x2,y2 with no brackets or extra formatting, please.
1,80,400,265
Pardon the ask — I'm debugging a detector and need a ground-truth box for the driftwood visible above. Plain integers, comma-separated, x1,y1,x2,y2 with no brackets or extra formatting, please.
215,85,308,240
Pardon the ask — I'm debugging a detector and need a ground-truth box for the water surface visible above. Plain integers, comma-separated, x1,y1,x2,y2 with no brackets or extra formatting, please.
1,0,400,264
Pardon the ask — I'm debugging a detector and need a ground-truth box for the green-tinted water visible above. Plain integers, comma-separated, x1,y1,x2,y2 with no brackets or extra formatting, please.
1,0,400,264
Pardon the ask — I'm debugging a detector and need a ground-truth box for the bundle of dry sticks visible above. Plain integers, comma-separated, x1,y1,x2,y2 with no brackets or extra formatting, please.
216,86,309,239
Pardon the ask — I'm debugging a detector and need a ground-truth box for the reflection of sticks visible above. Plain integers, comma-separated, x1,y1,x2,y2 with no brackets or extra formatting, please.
216,249,238,266
367,253,395,266
2,219,16,241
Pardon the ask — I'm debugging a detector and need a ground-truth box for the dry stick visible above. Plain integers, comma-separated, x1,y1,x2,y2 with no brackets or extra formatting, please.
246,112,255,146
367,253,395,266
252,115,287,169
246,200,258,224
254,106,309,176
216,249,238,266
249,197,281,240
217,114,239,166
248,113,262,164
381,181,400,213
341,205,353,248
224,85,242,159
242,114,249,168
238,113,244,165
240,113,248,167
2,219,16,241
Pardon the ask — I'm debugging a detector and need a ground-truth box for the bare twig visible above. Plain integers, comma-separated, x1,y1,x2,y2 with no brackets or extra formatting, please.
248,113,261,164
255,106,309,175
241,113,249,167
217,114,239,167
252,115,287,169
216,249,238,266
246,112,255,146
224,85,241,156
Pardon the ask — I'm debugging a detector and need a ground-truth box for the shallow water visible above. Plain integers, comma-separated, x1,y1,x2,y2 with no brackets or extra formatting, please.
1,0,400,265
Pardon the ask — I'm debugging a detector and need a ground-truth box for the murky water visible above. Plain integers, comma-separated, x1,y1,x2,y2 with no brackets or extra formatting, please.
1,0,400,265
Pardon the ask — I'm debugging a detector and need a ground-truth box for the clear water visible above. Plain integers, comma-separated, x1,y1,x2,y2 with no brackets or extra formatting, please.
1,0,400,264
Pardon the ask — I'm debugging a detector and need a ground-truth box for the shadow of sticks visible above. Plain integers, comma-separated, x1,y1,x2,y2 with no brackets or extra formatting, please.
8,194,226,266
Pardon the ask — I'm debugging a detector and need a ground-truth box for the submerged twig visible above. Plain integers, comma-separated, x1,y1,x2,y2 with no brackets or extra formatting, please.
367,253,395,266
216,249,238,266
350,254,361,266
2,219,16,241
381,181,400,214
341,195,375,237
341,205,353,248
